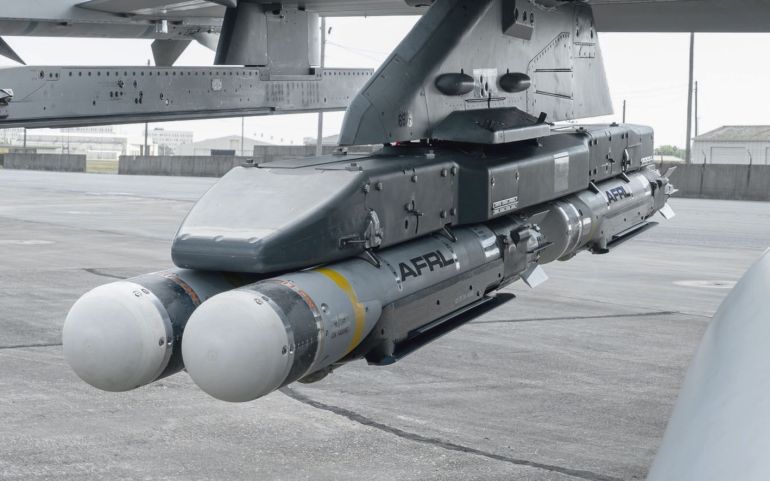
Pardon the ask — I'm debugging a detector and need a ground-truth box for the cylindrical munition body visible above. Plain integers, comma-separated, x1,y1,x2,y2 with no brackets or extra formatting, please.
182,169,669,403
537,170,667,263
64,167,668,400
182,225,513,402
63,269,256,392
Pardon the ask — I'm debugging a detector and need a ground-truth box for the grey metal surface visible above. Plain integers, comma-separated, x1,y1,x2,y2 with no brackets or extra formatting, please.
172,125,652,274
0,66,372,128
536,170,663,263
0,0,223,39
432,107,551,145
590,0,770,33
172,161,368,272
338,0,612,146
72,160,665,402
76,0,429,17
2,169,769,480
2,0,770,52
647,250,770,481
0,36,24,65
150,39,193,67
215,5,320,72
6,0,770,132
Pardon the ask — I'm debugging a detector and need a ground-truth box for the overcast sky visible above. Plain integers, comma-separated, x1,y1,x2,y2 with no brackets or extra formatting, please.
1,17,769,148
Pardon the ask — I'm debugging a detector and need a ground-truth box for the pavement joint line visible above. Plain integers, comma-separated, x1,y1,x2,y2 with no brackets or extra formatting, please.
0,343,62,350
83,268,129,280
545,293,712,320
280,387,624,481
474,310,681,325
0,214,168,241
0,183,199,203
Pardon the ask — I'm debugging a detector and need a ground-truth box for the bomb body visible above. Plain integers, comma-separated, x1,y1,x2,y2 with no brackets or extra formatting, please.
63,269,257,392
182,169,668,402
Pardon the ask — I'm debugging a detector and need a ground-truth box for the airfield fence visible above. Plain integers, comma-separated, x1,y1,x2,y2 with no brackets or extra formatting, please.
660,163,770,202
2,153,86,172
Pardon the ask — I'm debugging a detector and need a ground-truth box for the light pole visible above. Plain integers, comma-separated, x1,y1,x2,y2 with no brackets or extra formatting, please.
316,18,328,156
685,32,695,164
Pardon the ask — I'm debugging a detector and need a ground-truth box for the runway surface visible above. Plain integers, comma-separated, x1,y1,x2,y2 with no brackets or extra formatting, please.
1,169,769,481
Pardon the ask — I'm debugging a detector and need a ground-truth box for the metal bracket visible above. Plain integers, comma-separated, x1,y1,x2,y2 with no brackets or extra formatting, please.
0,88,11,118
339,210,384,250
0,66,372,128
359,250,383,269
0,88,12,105
439,225,457,243
432,107,552,145
521,264,549,288
404,201,424,234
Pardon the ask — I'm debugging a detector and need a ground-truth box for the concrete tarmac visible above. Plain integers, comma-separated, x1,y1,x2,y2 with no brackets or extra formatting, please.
1,169,769,481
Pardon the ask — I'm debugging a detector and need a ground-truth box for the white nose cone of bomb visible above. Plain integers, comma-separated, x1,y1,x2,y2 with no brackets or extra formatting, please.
182,290,293,402
63,282,173,392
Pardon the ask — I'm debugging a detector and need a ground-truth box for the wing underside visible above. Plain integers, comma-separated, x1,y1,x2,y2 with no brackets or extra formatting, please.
76,0,426,17
590,0,770,32
77,0,770,32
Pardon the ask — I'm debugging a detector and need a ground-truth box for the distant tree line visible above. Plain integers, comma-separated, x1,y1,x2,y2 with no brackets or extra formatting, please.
654,145,685,159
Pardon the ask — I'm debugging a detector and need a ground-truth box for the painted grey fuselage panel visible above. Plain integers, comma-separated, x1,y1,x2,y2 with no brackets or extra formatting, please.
4,0,770,41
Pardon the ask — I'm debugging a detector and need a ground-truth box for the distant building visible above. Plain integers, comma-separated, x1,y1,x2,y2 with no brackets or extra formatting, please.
177,135,271,156
0,129,144,159
61,126,116,135
303,134,340,146
0,128,25,145
150,128,194,156
692,126,770,165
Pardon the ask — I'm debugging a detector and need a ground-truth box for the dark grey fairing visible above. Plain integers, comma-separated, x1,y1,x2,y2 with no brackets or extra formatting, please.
172,124,654,275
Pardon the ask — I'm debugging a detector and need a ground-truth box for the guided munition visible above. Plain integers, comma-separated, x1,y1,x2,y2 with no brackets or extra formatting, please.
61,0,677,403
64,124,674,402
63,269,258,392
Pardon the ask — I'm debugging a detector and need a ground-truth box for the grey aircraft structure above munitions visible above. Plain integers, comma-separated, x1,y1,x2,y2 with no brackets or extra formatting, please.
4,3,770,477
3,0,765,399
42,0,685,403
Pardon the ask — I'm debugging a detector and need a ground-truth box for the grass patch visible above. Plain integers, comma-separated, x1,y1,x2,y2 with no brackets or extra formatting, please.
86,159,119,174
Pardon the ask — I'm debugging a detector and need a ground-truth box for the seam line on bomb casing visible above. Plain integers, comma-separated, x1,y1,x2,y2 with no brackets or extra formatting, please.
254,280,321,385
160,272,202,306
315,268,366,355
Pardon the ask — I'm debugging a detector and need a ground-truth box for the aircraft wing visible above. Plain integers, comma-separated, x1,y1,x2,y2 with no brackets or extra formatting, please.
77,0,226,18
77,0,770,31
589,0,770,33
76,0,425,17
